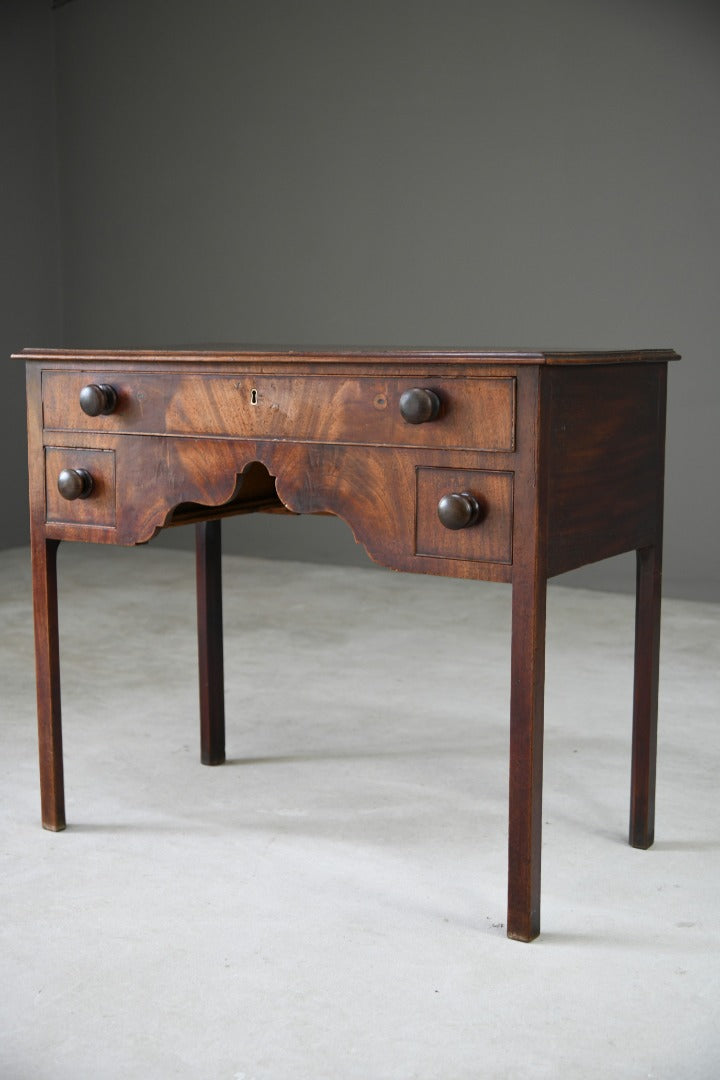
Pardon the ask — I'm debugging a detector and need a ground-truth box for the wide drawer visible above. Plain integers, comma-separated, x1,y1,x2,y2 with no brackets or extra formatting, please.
42,371,516,452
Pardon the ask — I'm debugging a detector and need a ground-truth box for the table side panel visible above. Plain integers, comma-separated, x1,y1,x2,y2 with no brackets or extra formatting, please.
544,364,667,577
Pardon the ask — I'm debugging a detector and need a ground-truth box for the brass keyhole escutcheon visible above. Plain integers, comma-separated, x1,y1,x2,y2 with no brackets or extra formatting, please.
250,388,258,405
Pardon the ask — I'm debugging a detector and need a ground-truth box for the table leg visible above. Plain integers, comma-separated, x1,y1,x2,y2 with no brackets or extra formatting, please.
196,520,226,765
630,544,662,849
31,536,65,831
507,570,547,941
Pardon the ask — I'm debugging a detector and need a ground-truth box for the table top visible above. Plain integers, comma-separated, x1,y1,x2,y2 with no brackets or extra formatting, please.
15,346,680,366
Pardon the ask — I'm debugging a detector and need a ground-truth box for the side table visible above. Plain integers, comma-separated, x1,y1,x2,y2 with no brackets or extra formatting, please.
18,345,678,940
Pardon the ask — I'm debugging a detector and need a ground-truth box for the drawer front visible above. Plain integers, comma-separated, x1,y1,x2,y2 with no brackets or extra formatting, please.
415,467,513,563
42,371,515,452
45,446,116,528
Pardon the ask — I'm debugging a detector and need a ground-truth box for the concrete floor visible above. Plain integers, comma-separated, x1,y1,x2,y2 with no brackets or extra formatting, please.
1,542,718,1080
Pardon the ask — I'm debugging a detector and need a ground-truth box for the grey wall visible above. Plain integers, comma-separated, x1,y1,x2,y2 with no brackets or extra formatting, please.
4,0,719,599
2,0,62,547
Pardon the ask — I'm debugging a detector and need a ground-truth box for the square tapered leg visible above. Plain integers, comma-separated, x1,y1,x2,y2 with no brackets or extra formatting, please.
630,544,662,849
507,570,547,942
196,520,226,765
32,536,65,830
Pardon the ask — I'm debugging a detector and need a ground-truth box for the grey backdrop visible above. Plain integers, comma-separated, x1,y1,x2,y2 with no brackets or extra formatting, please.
4,0,719,599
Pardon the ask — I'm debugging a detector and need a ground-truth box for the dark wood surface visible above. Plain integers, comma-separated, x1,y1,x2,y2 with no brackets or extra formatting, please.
21,346,678,941
545,364,667,576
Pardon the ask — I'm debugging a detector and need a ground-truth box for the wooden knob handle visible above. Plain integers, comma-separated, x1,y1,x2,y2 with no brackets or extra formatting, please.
79,383,117,416
399,387,441,424
437,492,482,530
57,468,94,501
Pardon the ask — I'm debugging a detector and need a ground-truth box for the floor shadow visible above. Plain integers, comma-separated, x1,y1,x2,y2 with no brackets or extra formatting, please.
649,838,719,853
225,746,495,767
65,822,215,834
535,930,626,948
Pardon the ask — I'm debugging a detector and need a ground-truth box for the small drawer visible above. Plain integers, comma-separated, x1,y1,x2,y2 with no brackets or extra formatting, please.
415,467,513,564
42,371,516,452
45,446,116,528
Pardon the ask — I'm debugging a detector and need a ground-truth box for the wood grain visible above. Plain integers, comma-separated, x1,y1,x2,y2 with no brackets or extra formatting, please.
41,370,516,452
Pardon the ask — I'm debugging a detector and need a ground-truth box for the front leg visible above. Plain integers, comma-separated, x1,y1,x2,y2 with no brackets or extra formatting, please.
31,535,65,830
629,544,662,848
507,569,547,941
196,520,226,765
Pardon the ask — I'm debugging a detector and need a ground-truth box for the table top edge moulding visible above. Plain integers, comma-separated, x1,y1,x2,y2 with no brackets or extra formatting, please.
14,345,680,365
21,343,679,943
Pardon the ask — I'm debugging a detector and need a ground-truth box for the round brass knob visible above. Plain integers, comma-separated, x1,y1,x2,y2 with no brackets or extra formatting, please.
57,468,94,501
79,383,117,416
399,387,441,424
437,492,482,530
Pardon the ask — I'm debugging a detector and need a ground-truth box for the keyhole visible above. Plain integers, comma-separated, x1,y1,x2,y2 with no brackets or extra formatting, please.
250,388,258,405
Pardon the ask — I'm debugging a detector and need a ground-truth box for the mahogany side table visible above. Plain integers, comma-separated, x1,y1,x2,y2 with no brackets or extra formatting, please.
19,346,678,941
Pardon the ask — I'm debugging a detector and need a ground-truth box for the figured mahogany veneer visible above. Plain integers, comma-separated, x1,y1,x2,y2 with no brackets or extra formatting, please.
19,345,679,942
42,370,516,452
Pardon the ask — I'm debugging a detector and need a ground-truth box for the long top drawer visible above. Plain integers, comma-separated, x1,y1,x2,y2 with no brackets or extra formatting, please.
42,371,516,452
